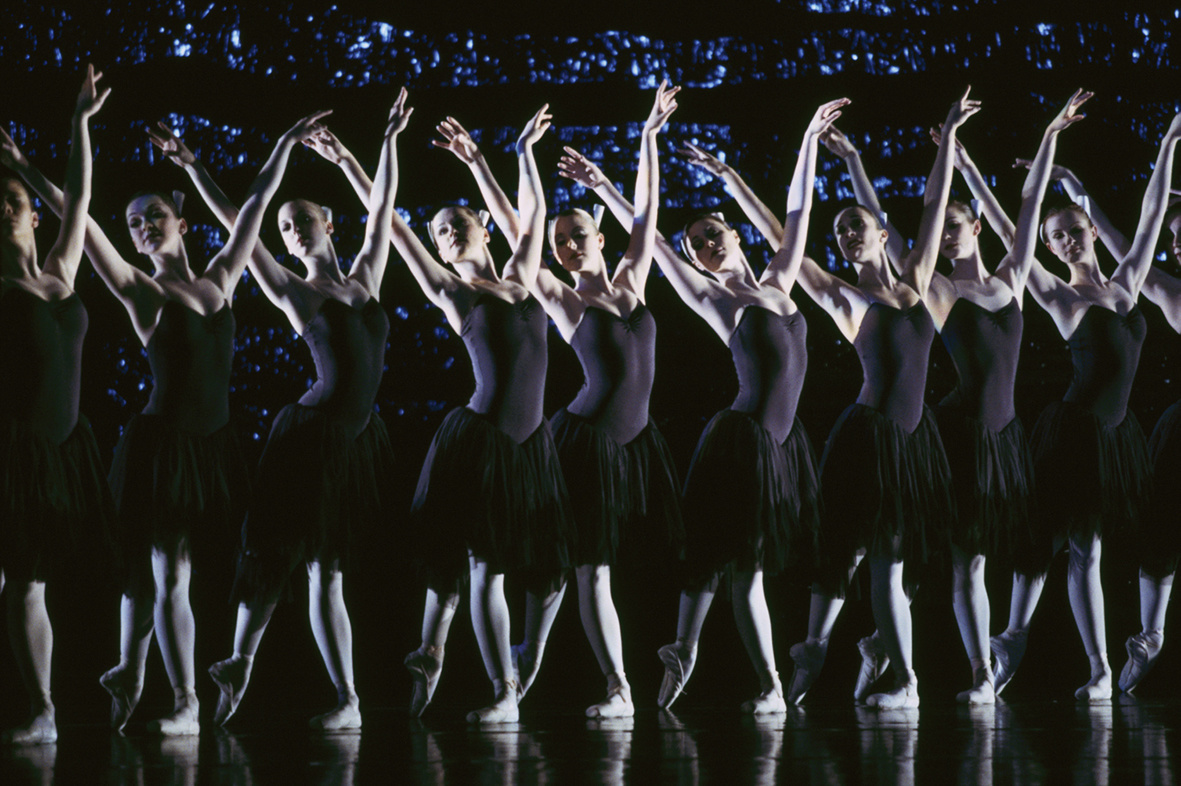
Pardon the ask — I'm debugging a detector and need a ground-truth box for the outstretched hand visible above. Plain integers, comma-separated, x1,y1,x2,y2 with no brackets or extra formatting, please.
1013,157,1074,182
929,124,969,169
516,104,552,152
819,125,857,158
0,127,28,170
678,142,727,175
302,128,348,164
386,87,413,138
644,80,680,133
809,98,850,137
74,63,111,121
557,146,607,189
432,116,480,163
283,109,333,145
945,85,982,130
1047,88,1093,135
147,122,196,168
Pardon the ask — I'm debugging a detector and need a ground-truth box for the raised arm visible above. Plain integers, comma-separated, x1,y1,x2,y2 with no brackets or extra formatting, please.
202,109,332,299
303,128,375,208
903,87,982,297
680,142,782,245
763,98,848,293
39,64,110,288
502,106,551,288
613,81,679,299
820,124,907,266
932,124,1016,248
1109,111,1181,298
434,117,521,250
998,89,1092,296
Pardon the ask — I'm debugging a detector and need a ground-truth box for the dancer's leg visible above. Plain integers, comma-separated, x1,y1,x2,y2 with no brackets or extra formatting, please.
787,550,864,704
865,556,918,709
147,547,199,736
466,557,518,723
209,595,278,726
656,581,717,709
100,592,153,732
992,536,1059,695
514,576,567,700
3,580,56,743
576,565,633,718
406,584,459,717
1120,570,1174,693
1066,531,1111,700
731,569,785,714
952,546,994,704
307,560,361,729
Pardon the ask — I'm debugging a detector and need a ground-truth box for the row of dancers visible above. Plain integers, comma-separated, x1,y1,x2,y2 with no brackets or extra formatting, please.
2,68,1181,744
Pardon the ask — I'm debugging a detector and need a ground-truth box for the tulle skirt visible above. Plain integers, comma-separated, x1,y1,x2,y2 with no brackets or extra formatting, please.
1143,401,1181,578
1021,400,1152,577
935,406,1035,559
551,409,684,567
232,404,394,603
412,407,572,594
679,410,820,589
0,415,116,583
108,414,249,600
815,403,953,597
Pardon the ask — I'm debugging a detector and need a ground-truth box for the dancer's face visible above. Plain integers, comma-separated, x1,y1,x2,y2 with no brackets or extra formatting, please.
685,217,740,273
126,195,186,255
940,205,980,261
833,206,887,264
0,178,38,240
550,212,604,273
1042,208,1097,265
278,200,332,257
431,207,489,264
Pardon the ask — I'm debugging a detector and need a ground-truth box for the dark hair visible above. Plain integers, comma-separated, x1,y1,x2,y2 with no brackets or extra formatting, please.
679,211,731,260
946,200,977,221
126,190,182,218
832,204,885,233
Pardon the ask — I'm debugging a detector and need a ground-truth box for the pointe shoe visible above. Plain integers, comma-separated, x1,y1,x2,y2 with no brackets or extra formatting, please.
742,677,787,715
867,672,920,710
146,696,200,737
511,643,542,701
990,630,1027,696
2,708,58,745
656,644,695,710
854,636,890,704
1119,630,1163,694
466,681,520,724
209,655,253,726
956,667,996,705
1075,671,1113,702
310,695,362,730
404,646,444,718
586,684,635,719
100,665,143,733
786,640,827,705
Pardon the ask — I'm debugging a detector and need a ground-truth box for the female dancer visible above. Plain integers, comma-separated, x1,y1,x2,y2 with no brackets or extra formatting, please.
989,105,1181,700
390,103,571,723
784,91,982,710
0,66,111,744
999,120,1181,696
568,98,847,712
431,83,680,718
9,99,327,733
152,93,405,728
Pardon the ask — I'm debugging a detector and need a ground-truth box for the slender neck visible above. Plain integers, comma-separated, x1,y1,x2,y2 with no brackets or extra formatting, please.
0,235,38,280
301,245,345,285
1066,255,1106,288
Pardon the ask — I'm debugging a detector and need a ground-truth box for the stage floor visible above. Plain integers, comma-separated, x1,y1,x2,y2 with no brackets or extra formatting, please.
2,697,1178,785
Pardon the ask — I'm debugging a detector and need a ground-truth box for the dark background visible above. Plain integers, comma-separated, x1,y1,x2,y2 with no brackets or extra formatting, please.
2,1,1180,725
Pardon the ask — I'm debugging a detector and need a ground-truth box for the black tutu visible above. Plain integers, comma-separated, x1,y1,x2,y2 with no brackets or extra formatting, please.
935,406,1035,559
679,409,820,589
551,409,684,567
1022,400,1151,577
0,415,116,584
108,414,249,600
816,403,953,597
232,404,394,603
1143,401,1181,578
412,407,572,593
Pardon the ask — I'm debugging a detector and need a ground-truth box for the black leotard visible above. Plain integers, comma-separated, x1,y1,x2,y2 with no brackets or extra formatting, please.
938,298,1023,432
854,302,936,433
730,306,808,445
299,297,390,437
143,300,235,435
462,294,548,444
567,305,655,445
1062,305,1146,427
